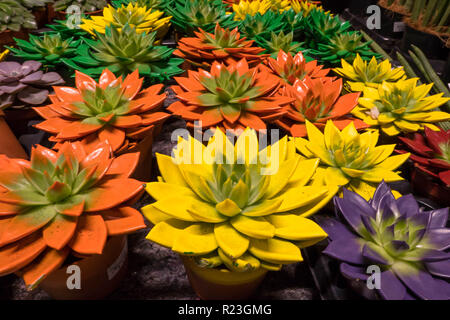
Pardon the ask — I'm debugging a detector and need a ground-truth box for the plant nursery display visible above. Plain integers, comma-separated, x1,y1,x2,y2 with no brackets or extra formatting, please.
355,78,450,136
237,10,300,39
254,30,305,57
112,0,168,10
173,24,267,69
168,59,294,132
0,141,145,289
319,182,450,300
0,60,64,109
293,121,410,199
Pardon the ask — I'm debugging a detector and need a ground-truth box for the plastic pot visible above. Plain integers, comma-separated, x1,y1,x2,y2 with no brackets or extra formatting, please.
4,108,39,139
320,0,351,14
128,125,156,182
0,111,28,159
347,0,378,16
378,6,405,39
411,165,450,207
181,255,268,300
401,23,448,60
39,235,128,300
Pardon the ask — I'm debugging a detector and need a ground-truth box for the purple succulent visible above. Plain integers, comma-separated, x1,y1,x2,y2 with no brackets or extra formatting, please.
318,182,450,300
0,60,64,109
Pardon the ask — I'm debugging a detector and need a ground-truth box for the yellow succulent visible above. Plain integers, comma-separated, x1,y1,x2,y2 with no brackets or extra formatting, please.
334,54,406,92
354,78,450,136
80,3,171,39
142,128,338,272
232,0,272,20
293,121,410,200
291,0,326,16
266,0,292,12
0,49,8,61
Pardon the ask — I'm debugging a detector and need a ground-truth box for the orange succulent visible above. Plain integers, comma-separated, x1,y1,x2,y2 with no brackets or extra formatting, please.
275,77,368,137
0,142,145,289
168,59,294,132
264,50,331,89
34,69,170,154
173,24,268,69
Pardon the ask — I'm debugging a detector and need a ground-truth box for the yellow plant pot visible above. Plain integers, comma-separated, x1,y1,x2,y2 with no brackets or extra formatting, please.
181,255,268,300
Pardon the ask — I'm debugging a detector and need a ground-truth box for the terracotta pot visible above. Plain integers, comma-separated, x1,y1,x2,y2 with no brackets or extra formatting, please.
181,255,268,300
40,235,128,300
411,166,450,207
0,29,29,48
0,111,28,159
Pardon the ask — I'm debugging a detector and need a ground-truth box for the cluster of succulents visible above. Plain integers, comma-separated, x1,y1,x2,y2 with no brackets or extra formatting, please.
254,30,306,57
0,61,64,109
0,0,36,32
52,0,108,12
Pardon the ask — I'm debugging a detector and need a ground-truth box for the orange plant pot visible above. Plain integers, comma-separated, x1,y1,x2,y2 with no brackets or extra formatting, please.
411,166,450,207
40,235,128,300
0,111,28,159
181,255,268,300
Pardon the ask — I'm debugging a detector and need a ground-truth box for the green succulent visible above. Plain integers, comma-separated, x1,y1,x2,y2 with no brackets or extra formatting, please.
167,0,238,36
303,9,351,49
53,0,108,12
62,25,184,82
46,17,91,39
255,31,309,59
309,32,382,66
111,0,170,10
0,0,36,32
8,33,82,69
19,0,51,9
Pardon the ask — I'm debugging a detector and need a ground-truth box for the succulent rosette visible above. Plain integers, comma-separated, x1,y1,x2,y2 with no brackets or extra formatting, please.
255,31,307,58
80,4,171,39
290,0,325,16
275,77,368,137
112,0,169,10
142,128,338,272
334,55,406,92
231,0,272,20
0,61,64,109
34,69,170,154
0,142,145,289
53,0,107,12
309,32,381,66
62,25,184,82
264,50,331,88
355,78,450,136
397,128,450,187
293,121,410,199
168,59,294,132
319,182,450,300
174,24,268,69
46,17,91,40
167,0,238,35
8,33,83,70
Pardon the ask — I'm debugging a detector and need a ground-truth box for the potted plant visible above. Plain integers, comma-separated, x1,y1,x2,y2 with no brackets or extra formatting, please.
168,59,294,133
0,0,36,47
33,69,170,181
230,0,272,21
79,3,172,40
396,127,450,206
354,78,450,137
166,0,238,37
0,141,146,299
0,60,64,142
111,0,169,10
62,25,184,82
46,16,91,40
318,182,450,300
274,77,368,137
254,31,307,58
50,0,108,21
142,128,338,299
173,24,267,70
293,120,410,199
334,54,406,92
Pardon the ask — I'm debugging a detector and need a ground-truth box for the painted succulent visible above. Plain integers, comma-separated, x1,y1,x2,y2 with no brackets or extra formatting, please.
334,55,406,92
255,31,306,58
275,77,368,137
168,59,294,132
309,32,381,66
293,121,410,199
79,3,171,39
62,25,184,82
46,17,91,40
18,0,51,9
0,0,36,32
0,142,146,289
397,128,450,187
167,0,238,35
0,61,64,109
8,33,82,70
34,69,170,154
303,9,351,49
53,0,108,12
173,24,267,69
0,49,8,61
111,0,169,10
319,182,450,300
264,50,331,88
290,0,325,16
231,0,272,20
355,78,450,136
142,128,338,272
